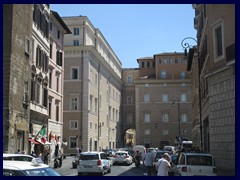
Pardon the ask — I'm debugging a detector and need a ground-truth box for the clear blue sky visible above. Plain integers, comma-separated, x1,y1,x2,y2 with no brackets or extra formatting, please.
50,4,197,68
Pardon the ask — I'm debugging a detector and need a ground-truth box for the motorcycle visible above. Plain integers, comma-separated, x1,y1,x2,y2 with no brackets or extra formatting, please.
134,155,141,168
54,157,62,168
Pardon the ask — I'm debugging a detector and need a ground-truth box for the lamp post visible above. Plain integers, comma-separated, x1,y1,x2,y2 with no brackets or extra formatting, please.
172,99,181,151
181,37,203,151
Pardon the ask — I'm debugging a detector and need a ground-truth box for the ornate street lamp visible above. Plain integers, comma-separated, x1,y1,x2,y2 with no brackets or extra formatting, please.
181,37,203,151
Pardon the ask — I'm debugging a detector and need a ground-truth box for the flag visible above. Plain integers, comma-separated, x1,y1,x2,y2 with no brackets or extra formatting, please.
39,126,46,136
49,132,55,141
41,137,46,144
54,135,58,142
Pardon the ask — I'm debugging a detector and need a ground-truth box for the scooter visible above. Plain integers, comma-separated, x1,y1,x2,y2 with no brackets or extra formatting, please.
134,155,141,168
54,157,62,168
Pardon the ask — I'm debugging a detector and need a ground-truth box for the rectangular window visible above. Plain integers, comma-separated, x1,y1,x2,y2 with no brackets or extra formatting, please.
36,81,41,104
49,69,52,89
43,84,48,107
69,136,77,149
56,50,62,66
23,81,28,104
31,79,35,101
25,38,30,57
73,40,79,46
169,58,173,64
90,95,93,112
69,120,78,130
162,113,169,123
144,129,150,135
95,98,98,113
175,58,178,64
71,97,78,110
127,96,132,104
181,114,187,123
127,113,133,124
49,99,52,119
56,102,59,122
142,62,144,68
73,28,80,35
180,72,186,79
144,94,150,102
160,71,167,79
162,94,168,102
57,30,60,39
144,114,150,123
159,58,161,64
163,130,169,136
215,26,223,57
180,94,187,102
164,58,168,64
50,43,52,59
71,67,78,79
213,19,224,61
56,73,59,93
127,76,132,84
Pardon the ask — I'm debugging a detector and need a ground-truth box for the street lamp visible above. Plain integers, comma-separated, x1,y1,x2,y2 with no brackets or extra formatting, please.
181,37,203,151
172,99,181,151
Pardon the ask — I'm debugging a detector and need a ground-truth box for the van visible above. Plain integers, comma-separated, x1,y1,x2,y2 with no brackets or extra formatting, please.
132,145,146,156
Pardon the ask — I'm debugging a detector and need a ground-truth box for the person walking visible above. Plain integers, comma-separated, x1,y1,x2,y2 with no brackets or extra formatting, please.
143,149,155,176
156,153,171,176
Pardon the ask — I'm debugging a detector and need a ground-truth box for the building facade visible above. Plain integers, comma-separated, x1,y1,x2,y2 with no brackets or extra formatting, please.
191,4,235,175
62,16,122,155
122,53,193,149
47,10,71,159
3,4,33,154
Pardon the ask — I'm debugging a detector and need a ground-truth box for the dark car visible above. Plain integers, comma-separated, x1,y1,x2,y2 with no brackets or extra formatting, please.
102,149,116,157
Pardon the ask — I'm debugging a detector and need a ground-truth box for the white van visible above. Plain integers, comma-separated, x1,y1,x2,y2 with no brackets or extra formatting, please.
132,145,146,157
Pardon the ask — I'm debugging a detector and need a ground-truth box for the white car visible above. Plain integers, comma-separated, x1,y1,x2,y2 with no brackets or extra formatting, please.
175,152,217,176
3,158,61,176
77,151,111,176
3,153,36,162
113,151,133,165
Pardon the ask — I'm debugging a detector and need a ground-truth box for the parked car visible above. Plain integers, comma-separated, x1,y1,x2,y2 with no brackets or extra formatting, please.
113,151,133,165
77,151,111,176
3,158,61,176
102,149,117,157
175,152,217,176
3,153,37,162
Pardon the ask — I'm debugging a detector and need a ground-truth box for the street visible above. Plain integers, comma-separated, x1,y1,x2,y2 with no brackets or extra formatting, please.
51,156,147,176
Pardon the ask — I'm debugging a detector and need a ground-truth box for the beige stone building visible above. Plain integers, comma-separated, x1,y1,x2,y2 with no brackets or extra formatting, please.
122,52,193,149
189,4,235,175
62,16,122,154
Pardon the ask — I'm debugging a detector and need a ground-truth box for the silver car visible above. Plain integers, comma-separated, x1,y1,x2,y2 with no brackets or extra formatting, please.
113,151,133,165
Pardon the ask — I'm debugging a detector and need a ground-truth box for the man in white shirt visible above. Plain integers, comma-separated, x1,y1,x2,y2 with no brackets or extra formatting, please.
156,153,171,176
143,149,155,176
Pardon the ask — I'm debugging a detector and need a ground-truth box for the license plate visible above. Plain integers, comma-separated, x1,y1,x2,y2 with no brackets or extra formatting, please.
84,165,92,168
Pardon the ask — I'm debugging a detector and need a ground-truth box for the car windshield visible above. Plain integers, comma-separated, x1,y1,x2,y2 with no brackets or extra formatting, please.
4,167,61,176
3,156,33,162
187,155,213,166
80,154,99,160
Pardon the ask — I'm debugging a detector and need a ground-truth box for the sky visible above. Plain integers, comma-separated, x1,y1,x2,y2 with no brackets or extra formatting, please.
50,4,197,68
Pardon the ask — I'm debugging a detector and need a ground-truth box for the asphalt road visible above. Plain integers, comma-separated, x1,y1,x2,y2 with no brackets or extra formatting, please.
51,156,148,176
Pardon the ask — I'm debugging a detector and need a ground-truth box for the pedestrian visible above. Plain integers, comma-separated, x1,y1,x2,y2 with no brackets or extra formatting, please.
143,149,154,176
156,153,171,176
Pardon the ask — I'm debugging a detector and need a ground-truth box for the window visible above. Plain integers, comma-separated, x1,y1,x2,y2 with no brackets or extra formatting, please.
181,114,187,123
180,72,186,79
49,69,52,89
25,38,30,57
56,73,60,93
56,101,59,122
43,84,48,107
163,130,169,136
56,50,62,66
169,58,173,64
127,96,132,104
153,61,155,67
213,19,224,61
31,79,35,101
73,28,79,35
48,99,52,119
144,94,150,102
36,81,41,104
23,81,28,103
57,30,60,39
164,58,168,64
90,95,93,112
144,129,150,135
69,120,78,130
127,75,132,84
175,58,178,64
70,136,77,149
147,62,150,67
50,43,52,59
162,113,169,123
73,40,79,46
162,94,168,102
180,94,187,102
94,98,98,113
159,58,162,64
181,58,185,64
160,71,167,79
141,62,144,68
144,114,150,123
71,67,78,80
71,97,78,110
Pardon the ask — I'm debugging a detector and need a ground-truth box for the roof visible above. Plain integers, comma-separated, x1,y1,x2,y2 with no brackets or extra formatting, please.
3,160,49,170
51,11,72,34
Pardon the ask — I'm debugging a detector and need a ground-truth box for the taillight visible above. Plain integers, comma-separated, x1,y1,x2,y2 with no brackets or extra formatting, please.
182,167,187,172
97,160,102,165
213,167,217,173
114,155,118,158
125,155,129,158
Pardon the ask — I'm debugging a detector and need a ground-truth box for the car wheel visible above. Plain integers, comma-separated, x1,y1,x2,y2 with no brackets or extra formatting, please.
108,167,111,173
78,172,83,176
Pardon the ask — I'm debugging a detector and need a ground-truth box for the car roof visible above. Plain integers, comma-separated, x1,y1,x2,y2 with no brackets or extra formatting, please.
182,152,213,156
3,153,34,158
3,160,49,170
81,151,101,155
116,151,128,153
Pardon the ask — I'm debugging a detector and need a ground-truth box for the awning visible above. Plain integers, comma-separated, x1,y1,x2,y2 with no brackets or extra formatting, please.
29,139,40,144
